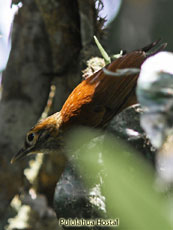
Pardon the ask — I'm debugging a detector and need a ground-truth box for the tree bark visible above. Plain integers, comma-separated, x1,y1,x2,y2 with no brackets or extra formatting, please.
0,0,52,226
0,0,102,228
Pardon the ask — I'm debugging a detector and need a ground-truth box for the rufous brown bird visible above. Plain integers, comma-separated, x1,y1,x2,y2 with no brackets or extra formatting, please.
11,41,166,163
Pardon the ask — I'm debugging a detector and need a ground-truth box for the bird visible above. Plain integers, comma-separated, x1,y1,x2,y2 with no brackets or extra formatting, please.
11,41,166,164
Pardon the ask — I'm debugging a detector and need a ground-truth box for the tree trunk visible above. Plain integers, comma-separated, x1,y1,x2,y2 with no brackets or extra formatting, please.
0,0,102,228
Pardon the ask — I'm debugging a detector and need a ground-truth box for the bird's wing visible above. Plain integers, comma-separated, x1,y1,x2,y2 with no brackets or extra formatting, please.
87,51,145,127
61,41,166,129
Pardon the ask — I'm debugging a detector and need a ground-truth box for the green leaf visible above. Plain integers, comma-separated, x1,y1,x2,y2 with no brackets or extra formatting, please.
67,128,171,230
94,36,111,64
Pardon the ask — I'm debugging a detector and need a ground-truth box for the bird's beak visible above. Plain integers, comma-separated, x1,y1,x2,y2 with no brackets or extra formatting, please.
11,148,31,164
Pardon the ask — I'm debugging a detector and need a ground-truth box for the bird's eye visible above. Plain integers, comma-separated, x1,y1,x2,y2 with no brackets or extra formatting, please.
26,132,36,145
28,133,34,142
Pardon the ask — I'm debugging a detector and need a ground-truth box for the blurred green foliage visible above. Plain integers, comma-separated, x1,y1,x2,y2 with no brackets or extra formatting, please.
67,127,171,230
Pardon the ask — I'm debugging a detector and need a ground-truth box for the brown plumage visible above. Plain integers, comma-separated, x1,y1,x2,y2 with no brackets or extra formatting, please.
11,41,166,163
61,51,144,128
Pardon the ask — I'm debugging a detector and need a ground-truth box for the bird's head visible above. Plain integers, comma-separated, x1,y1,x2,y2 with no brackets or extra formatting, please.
11,112,63,163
